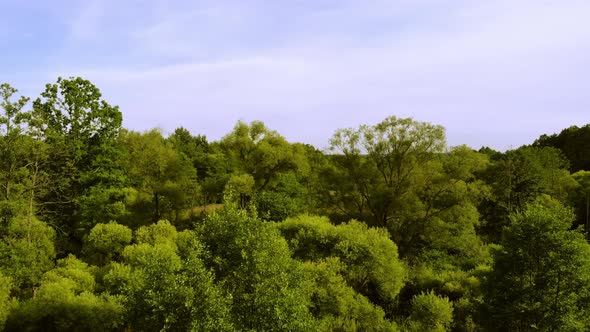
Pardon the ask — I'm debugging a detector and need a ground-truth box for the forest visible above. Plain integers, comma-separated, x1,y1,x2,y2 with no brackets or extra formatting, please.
1,77,590,331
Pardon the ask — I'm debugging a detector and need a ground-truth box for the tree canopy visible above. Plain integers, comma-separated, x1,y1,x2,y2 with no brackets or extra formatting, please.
1,77,590,331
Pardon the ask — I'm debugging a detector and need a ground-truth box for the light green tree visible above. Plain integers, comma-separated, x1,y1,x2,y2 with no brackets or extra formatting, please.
304,258,398,331
220,120,309,192
5,255,124,332
196,207,316,331
0,215,56,298
0,272,11,330
82,221,132,265
276,215,405,305
406,291,453,332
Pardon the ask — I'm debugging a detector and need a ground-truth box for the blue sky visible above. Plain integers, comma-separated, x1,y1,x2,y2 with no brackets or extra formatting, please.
2,0,590,150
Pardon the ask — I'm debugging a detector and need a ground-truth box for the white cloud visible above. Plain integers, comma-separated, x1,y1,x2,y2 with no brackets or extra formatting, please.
23,0,590,149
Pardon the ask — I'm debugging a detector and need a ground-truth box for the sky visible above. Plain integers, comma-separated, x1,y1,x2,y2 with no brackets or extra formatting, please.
2,0,590,150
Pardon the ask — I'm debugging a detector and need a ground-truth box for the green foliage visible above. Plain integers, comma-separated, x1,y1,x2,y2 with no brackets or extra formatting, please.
220,120,309,192
276,215,405,314
135,219,178,247
104,226,234,331
572,170,590,233
0,272,11,330
327,116,446,228
83,221,132,265
305,258,398,331
0,215,55,298
224,173,255,209
326,118,488,263
4,78,590,331
119,129,197,224
0,83,31,206
534,124,590,172
483,197,590,331
256,190,301,221
257,172,307,221
401,263,488,331
391,146,489,260
196,207,315,331
406,291,453,332
27,77,124,251
78,187,132,227
6,256,124,332
480,146,576,242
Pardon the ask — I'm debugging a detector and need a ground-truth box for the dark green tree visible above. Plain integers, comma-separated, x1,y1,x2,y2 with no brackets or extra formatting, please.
479,146,576,242
483,197,590,331
573,170,590,235
534,124,590,172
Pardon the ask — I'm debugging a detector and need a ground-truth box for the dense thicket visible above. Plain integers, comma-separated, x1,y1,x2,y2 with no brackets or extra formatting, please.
1,78,590,331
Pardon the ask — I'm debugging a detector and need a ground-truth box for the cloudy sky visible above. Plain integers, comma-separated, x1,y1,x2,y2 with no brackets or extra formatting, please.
2,0,589,150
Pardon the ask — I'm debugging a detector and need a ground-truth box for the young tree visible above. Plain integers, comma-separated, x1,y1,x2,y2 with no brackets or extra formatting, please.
406,291,453,332
104,237,233,331
6,255,124,332
82,221,132,265
0,215,56,298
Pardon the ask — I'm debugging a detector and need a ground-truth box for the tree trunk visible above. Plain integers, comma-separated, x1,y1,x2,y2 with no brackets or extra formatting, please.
27,162,39,244
5,178,10,200
586,192,589,238
154,192,161,221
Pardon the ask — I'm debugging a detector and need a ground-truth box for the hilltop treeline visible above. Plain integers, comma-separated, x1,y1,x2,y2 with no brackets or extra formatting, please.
1,78,590,331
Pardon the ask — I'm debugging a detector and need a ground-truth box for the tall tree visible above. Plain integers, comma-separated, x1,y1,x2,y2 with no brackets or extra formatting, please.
28,77,123,249
0,83,30,217
327,116,446,228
